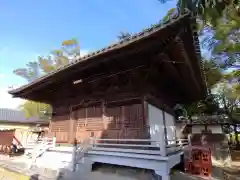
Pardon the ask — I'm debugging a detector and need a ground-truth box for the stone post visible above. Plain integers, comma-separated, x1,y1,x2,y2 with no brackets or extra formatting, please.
52,136,56,148
160,128,166,156
188,134,192,146
71,138,77,172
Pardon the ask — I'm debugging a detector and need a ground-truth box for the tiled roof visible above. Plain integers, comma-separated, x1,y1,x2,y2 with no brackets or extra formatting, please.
9,8,199,95
0,108,48,124
176,115,229,125
190,115,229,124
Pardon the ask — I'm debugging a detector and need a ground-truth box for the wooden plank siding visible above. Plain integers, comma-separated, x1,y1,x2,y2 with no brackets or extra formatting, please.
49,99,149,144
48,115,70,143
74,103,104,143
0,130,15,146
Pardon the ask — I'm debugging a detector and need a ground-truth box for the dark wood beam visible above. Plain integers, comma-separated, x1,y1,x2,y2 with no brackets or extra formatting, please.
144,94,174,115
155,53,186,93
162,52,194,100
175,36,200,93
46,65,149,103
144,54,187,104
166,38,199,101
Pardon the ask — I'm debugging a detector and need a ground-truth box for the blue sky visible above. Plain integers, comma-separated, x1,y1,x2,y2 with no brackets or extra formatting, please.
0,0,177,108
0,0,177,86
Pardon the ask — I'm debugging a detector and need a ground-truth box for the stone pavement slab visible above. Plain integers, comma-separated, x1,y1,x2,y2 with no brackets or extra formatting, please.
0,160,57,180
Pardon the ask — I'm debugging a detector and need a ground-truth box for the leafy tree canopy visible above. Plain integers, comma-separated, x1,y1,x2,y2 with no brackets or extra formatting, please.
14,39,80,120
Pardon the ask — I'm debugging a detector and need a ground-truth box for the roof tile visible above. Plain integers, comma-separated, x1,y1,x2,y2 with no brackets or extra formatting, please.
9,9,196,94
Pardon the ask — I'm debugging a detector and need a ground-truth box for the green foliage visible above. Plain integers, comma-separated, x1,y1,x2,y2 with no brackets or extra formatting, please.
203,60,223,89
159,0,239,27
19,101,52,120
182,94,221,118
185,59,222,117
213,70,239,122
38,38,80,73
61,38,80,58
13,39,80,120
13,62,41,83
14,39,80,81
38,56,56,73
201,5,239,69
162,8,177,21
227,133,240,143
159,1,240,120
183,69,239,120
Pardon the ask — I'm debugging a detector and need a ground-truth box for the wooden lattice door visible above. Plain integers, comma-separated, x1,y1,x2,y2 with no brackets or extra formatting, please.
103,101,148,140
74,103,103,142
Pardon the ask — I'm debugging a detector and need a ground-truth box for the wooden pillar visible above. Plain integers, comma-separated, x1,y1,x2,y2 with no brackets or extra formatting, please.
102,100,107,130
204,124,208,132
69,108,76,144
143,98,149,139
71,139,77,172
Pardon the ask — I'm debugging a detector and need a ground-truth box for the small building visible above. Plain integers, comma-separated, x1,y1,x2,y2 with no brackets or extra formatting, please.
175,115,228,138
0,108,49,147
9,9,207,180
189,115,228,134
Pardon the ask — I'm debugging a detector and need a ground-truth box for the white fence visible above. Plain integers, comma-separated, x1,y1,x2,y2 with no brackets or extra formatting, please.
91,138,165,155
74,138,189,157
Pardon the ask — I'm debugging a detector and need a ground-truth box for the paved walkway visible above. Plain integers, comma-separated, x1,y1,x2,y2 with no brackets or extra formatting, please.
0,159,152,180
0,156,58,180
1,155,239,180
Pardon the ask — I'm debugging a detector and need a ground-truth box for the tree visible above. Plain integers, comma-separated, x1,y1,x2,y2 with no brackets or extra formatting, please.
202,6,240,69
159,0,239,26
14,38,80,81
215,70,240,122
160,1,239,68
13,62,41,83
61,38,80,59
213,69,240,144
177,59,222,118
203,59,223,90
160,1,240,120
19,101,52,120
38,38,80,74
14,39,80,119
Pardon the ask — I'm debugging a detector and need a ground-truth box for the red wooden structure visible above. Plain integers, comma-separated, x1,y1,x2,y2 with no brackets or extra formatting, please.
184,146,212,177
0,129,15,154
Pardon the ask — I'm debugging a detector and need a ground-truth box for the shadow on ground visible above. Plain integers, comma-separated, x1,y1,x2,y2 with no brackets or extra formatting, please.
29,174,40,180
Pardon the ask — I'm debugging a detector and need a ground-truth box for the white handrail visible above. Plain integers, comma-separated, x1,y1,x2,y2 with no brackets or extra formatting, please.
72,137,189,168
165,138,189,155
93,143,158,148
92,138,158,142
88,138,166,156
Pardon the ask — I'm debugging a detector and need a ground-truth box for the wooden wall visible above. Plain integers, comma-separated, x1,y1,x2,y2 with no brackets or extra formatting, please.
48,99,149,144
48,106,70,143
0,129,15,151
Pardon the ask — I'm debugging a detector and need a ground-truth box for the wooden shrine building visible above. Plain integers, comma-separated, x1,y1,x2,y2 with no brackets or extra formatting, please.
9,10,207,146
